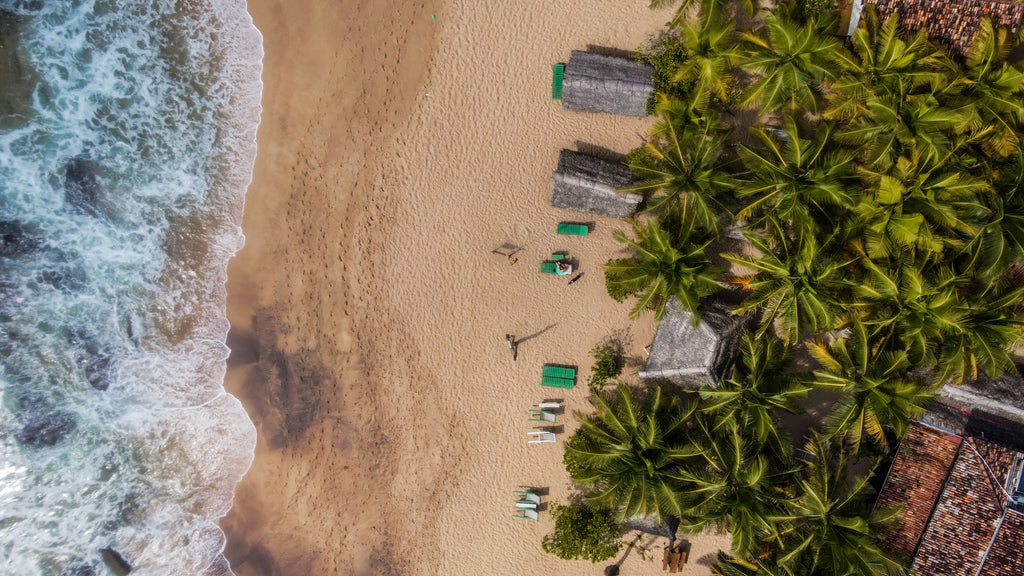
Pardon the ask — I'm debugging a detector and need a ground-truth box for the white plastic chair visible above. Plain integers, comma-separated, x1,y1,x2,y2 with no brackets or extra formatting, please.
527,431,556,444
528,409,556,423
515,491,542,505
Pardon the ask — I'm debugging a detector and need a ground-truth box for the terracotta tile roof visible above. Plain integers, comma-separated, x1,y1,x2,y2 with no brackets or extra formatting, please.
911,440,1006,575
875,423,962,559
876,418,1024,575
867,0,1024,58
980,510,1024,576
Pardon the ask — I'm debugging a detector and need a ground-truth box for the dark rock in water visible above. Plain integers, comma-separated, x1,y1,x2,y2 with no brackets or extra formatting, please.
100,547,132,575
64,156,101,215
63,562,97,576
83,352,113,391
15,391,76,447
38,263,87,293
0,220,39,257
67,327,116,391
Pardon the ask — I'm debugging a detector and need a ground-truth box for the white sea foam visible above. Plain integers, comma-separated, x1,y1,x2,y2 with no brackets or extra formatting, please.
0,0,262,574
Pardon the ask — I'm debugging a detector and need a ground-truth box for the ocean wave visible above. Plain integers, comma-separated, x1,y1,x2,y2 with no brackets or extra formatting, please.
0,1,262,574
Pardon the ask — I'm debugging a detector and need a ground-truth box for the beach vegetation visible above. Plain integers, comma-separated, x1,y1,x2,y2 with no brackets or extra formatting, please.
636,32,692,114
807,322,934,455
541,502,623,562
571,1,1024,572
798,0,836,22
621,98,735,235
588,340,623,394
603,216,725,320
564,385,698,522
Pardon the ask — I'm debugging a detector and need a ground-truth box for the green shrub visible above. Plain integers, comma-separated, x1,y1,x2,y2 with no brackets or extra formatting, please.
589,342,623,394
635,34,692,114
542,502,623,563
563,432,588,479
800,0,836,20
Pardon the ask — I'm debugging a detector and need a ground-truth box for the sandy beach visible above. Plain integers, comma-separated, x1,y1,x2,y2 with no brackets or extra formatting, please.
220,1,730,574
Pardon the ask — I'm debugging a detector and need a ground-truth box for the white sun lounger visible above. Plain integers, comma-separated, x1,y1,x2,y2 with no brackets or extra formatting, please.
537,402,561,409
515,501,537,509
527,431,556,444
514,508,540,521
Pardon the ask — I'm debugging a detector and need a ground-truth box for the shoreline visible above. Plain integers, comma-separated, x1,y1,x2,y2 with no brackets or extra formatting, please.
221,1,727,574
220,0,442,573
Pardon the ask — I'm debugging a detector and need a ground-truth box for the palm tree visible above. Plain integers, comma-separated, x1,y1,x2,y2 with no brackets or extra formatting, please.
736,116,856,245
674,416,789,557
854,254,979,371
674,7,744,108
807,320,935,453
700,333,810,458
564,385,699,522
711,552,793,576
740,1,840,114
623,99,736,234
931,277,1024,385
725,232,855,344
940,16,1024,158
772,433,906,576
649,0,760,28
604,216,725,320
955,152,1024,280
835,89,963,171
825,6,948,122
853,155,990,261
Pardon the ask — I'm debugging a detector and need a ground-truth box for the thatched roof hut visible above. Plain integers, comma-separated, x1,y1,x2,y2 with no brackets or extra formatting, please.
562,51,654,117
550,149,641,219
638,298,749,388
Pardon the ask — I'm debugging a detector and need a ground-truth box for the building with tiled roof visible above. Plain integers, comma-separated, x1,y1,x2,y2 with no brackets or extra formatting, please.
855,0,1024,58
875,417,1024,575
874,424,961,560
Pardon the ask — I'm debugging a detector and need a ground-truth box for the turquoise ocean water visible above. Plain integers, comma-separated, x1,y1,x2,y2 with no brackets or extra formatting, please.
0,1,262,574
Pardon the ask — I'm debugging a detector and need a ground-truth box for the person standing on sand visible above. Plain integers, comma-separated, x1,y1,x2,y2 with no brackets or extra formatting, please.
505,334,518,361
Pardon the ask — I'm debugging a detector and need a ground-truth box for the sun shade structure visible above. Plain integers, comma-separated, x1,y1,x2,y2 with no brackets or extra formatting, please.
550,149,641,219
561,50,654,117
638,298,748,388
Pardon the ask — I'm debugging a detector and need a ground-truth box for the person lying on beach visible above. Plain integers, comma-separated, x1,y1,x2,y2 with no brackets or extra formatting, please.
556,261,572,275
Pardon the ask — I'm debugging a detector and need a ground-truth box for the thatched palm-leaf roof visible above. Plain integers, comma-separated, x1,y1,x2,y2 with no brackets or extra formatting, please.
550,149,641,219
638,298,748,388
562,51,654,117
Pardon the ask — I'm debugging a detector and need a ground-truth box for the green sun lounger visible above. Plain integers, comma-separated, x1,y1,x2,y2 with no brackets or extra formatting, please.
550,253,565,260
540,262,559,274
552,64,564,100
541,375,575,389
557,223,589,236
542,365,576,379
